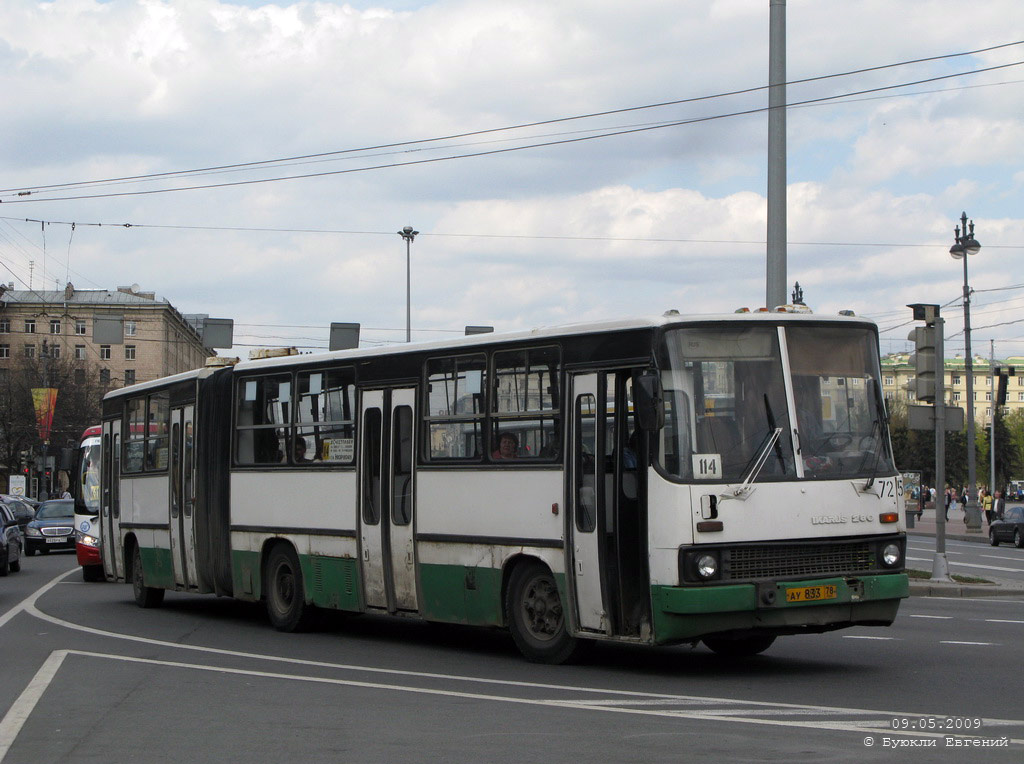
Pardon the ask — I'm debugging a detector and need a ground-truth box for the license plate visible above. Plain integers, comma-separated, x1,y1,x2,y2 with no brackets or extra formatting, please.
45,537,68,544
785,584,838,603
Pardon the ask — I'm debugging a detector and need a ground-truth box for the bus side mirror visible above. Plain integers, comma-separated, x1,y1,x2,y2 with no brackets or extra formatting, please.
634,370,665,431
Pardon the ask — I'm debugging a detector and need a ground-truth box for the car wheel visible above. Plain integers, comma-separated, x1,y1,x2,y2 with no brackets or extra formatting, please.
990,528,999,546
505,560,581,664
0,550,8,577
82,565,104,582
1015,529,1023,549
132,545,164,608
703,635,777,657
9,545,20,573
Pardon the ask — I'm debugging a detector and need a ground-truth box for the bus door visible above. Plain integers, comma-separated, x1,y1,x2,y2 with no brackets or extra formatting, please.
169,406,198,589
569,373,608,633
570,371,646,637
101,419,125,580
358,388,418,613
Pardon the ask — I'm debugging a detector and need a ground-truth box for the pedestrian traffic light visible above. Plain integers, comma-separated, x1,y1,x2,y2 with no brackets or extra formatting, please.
908,326,937,403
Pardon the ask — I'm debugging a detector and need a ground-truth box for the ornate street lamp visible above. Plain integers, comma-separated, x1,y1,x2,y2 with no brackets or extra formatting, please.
949,211,981,530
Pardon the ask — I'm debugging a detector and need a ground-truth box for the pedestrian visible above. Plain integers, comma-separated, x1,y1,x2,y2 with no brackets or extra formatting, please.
949,488,960,520
982,489,994,526
993,490,1006,521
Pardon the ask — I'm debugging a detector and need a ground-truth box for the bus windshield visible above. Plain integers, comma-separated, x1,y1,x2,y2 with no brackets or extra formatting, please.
657,323,894,482
79,437,102,514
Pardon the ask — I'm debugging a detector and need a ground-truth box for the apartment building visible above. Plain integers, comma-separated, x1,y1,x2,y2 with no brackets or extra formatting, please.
881,352,1024,423
0,283,213,388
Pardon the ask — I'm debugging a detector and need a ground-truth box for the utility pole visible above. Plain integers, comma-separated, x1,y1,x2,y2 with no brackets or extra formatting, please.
991,340,996,495
766,0,787,309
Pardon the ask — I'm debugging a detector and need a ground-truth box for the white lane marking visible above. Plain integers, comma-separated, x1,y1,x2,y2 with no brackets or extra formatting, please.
986,619,1024,624
0,567,77,630
941,640,996,646
841,635,895,640
908,614,953,619
40,650,1024,745
0,651,68,762
906,556,1024,574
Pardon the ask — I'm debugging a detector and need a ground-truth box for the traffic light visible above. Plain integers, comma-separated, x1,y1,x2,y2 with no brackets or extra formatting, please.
995,366,1016,407
908,325,937,403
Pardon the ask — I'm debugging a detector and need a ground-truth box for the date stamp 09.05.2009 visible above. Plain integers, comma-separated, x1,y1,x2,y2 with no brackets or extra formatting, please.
862,719,1011,749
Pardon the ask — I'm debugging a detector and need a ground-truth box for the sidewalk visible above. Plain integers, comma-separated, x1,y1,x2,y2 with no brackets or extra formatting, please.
904,506,1024,597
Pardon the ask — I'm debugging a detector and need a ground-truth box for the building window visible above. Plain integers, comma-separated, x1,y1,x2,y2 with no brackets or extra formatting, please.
125,320,137,337
124,369,136,386
50,344,60,359
24,344,35,358
952,375,961,385
100,345,111,360
75,319,87,335
99,368,110,385
884,376,894,386
985,391,992,401
0,320,8,333
75,345,86,360
1019,392,1024,402
24,320,35,334
125,345,136,361
953,392,961,401
0,344,8,358
50,320,61,334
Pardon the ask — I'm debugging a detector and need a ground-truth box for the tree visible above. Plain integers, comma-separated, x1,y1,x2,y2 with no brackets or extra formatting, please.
0,349,107,492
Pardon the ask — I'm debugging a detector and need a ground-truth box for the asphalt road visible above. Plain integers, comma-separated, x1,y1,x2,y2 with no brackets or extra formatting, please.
2,551,1023,763
907,533,1024,583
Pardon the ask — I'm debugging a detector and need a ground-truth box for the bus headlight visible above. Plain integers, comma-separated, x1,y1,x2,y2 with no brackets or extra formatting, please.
77,532,100,548
881,543,901,567
696,554,719,579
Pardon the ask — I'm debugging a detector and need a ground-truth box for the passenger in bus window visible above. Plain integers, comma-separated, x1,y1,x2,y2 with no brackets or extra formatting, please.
492,432,518,460
293,436,314,463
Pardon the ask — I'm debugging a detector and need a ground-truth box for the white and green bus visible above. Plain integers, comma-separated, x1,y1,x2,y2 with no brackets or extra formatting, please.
99,310,909,662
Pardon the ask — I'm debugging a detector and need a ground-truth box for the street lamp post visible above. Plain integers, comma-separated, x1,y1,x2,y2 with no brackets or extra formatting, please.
949,211,982,531
397,225,419,343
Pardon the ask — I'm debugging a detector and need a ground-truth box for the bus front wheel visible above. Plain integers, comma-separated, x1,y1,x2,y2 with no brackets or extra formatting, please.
505,560,580,664
132,545,164,608
264,545,313,632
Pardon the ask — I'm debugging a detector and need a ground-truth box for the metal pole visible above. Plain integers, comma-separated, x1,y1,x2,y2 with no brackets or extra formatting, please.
958,212,980,531
932,315,950,580
397,226,418,343
991,340,996,497
766,0,787,308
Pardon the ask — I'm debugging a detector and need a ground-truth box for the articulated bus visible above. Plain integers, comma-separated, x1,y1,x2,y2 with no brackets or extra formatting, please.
99,310,909,662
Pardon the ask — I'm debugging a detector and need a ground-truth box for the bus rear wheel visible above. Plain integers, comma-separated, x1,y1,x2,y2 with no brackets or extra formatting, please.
264,545,313,632
703,635,776,657
505,560,580,664
132,545,164,608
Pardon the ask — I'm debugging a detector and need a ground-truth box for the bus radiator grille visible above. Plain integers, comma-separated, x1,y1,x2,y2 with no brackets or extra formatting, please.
722,542,875,580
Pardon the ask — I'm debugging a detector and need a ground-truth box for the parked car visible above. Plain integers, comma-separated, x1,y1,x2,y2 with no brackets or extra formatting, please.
989,506,1024,548
24,499,76,555
0,495,36,532
1,503,24,575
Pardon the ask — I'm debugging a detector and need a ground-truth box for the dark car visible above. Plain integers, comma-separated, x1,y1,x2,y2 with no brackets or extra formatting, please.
989,506,1024,548
24,499,76,555
0,495,36,532
1,503,24,575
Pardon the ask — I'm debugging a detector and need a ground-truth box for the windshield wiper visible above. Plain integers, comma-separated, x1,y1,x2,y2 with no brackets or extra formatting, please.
722,427,783,501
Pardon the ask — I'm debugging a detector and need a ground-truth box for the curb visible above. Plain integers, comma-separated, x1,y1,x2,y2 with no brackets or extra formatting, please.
909,582,1024,597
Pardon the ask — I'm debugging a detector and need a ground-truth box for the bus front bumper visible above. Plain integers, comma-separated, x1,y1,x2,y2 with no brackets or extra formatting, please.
649,572,909,644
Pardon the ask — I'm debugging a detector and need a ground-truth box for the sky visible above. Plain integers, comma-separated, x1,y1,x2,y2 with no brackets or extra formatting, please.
1,0,1023,360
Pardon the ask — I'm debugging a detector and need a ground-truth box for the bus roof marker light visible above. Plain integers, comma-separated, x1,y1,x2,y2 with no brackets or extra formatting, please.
838,310,856,316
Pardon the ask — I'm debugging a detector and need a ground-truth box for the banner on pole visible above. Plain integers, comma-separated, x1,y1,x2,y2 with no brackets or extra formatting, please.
30,387,58,442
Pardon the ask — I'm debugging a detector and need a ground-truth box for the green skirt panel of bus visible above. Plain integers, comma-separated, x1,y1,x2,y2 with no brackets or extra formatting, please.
229,549,363,612
649,572,909,643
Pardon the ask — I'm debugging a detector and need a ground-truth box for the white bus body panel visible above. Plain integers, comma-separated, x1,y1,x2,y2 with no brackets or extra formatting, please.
647,472,905,586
